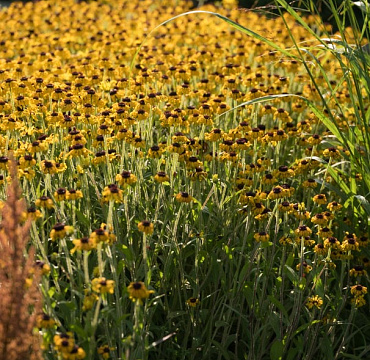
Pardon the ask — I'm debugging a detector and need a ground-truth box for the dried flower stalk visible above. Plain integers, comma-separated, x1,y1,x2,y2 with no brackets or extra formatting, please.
0,161,41,360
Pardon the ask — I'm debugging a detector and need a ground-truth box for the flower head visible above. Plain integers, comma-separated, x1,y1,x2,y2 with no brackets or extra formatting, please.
50,223,74,241
306,295,323,310
127,281,154,303
138,220,154,235
175,192,193,203
186,297,200,307
91,277,115,295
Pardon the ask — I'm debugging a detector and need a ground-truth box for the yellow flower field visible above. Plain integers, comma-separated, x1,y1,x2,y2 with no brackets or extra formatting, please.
0,0,369,359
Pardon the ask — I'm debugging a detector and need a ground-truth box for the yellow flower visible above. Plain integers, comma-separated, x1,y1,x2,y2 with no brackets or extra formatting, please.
54,188,68,201
18,154,36,169
314,244,328,256
267,186,285,200
66,189,83,201
22,207,43,221
295,225,312,238
98,345,115,359
71,237,96,253
55,162,68,173
63,345,86,359
254,231,270,242
147,145,164,159
350,284,367,297
35,196,54,209
138,220,154,235
306,295,323,310
312,193,327,205
323,237,341,249
101,184,123,203
205,128,223,142
35,260,51,275
351,295,366,308
317,227,334,239
66,143,91,159
278,201,292,213
296,261,312,274
349,266,367,277
36,313,55,329
54,333,75,353
186,297,200,307
302,179,318,188
91,277,115,295
311,213,328,225
116,171,137,187
40,160,58,174
127,281,154,303
90,228,109,244
175,192,193,203
82,291,98,312
50,223,74,241
154,171,169,183
323,147,341,159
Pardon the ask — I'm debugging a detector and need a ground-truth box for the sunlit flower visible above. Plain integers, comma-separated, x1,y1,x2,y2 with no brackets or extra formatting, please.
35,195,54,209
34,260,51,275
127,281,154,303
306,295,323,310
101,184,123,203
22,207,43,221
313,193,327,205
54,333,75,353
116,171,137,187
327,201,342,212
154,172,169,185
67,189,83,201
82,291,98,312
71,237,96,253
138,220,154,235
175,192,193,203
36,313,55,329
295,225,312,238
350,284,367,297
54,188,68,202
50,223,74,241
92,277,115,295
254,231,270,242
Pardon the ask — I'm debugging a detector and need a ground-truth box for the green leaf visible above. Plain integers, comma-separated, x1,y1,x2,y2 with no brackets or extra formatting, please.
270,340,284,360
267,295,289,320
48,287,56,298
215,320,229,328
292,320,321,337
121,244,133,261
74,208,91,228
70,324,86,338
211,340,231,360
313,276,324,299
283,265,298,286
354,195,370,215
243,283,254,309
